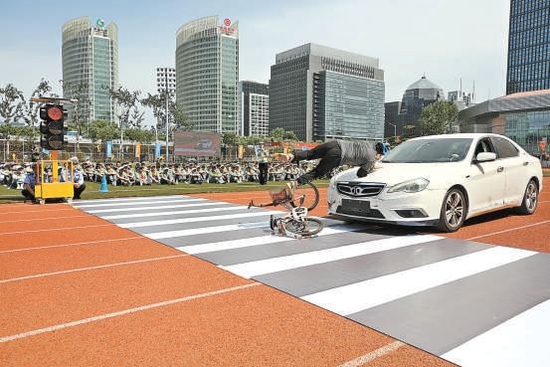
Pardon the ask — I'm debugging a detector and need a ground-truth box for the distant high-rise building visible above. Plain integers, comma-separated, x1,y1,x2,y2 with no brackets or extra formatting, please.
507,0,550,94
269,43,385,142
238,81,269,137
62,17,119,124
156,67,176,95
384,101,401,139
175,16,239,134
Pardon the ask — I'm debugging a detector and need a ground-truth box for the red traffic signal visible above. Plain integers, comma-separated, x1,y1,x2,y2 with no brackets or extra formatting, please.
40,104,67,150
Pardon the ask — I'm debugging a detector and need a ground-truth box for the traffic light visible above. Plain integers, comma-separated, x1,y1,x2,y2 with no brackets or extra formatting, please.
40,104,66,150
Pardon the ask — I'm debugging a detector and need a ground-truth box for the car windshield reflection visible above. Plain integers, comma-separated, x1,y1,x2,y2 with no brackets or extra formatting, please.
383,138,473,163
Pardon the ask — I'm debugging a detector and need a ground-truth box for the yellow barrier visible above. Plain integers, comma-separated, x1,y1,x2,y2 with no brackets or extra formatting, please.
34,155,74,204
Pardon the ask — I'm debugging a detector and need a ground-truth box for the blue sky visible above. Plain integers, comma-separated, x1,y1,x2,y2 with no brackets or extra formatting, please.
1,0,510,124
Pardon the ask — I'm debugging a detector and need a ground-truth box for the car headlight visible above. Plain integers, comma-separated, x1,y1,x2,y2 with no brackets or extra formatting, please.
387,178,429,193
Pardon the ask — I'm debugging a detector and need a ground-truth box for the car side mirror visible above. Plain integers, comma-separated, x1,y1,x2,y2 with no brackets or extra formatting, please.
475,152,497,162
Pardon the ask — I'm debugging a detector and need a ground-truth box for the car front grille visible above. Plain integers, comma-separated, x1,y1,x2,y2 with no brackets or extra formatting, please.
336,206,385,218
336,182,385,198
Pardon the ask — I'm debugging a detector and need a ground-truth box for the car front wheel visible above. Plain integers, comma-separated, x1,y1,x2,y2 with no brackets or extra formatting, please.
437,188,466,232
516,179,538,215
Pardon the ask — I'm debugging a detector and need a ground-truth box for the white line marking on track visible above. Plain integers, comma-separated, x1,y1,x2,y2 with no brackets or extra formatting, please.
466,218,550,241
0,237,143,254
221,235,441,279
337,341,405,367
0,254,188,284
302,246,536,316
0,224,114,236
0,282,260,343
0,215,90,224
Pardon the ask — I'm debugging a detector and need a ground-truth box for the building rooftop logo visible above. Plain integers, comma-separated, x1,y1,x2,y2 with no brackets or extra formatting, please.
223,18,231,27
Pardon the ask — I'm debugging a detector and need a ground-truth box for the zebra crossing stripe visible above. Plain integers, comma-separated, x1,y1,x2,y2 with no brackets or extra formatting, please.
178,224,367,254
144,221,268,240
119,211,277,229
102,205,249,220
221,235,441,279
302,246,536,316
74,197,206,209
87,201,221,214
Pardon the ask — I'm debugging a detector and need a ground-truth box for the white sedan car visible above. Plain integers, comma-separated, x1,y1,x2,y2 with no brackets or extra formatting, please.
327,133,543,232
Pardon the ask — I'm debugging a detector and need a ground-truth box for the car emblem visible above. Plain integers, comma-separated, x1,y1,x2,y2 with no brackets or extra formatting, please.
350,186,363,196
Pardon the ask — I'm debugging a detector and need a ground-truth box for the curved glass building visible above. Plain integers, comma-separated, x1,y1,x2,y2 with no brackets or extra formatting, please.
176,16,239,134
457,90,550,155
62,17,119,124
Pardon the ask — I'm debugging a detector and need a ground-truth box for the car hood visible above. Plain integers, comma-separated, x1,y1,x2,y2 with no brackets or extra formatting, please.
334,162,463,187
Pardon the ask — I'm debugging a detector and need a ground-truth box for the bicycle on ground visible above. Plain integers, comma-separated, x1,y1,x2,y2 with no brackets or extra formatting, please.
247,182,323,239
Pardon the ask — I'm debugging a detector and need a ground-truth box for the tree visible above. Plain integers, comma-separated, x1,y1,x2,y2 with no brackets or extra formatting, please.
417,101,458,136
62,80,92,153
110,86,144,129
87,120,119,143
0,83,26,124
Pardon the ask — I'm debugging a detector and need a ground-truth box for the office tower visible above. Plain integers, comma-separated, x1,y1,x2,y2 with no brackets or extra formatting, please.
269,43,385,142
62,17,119,123
507,0,550,94
238,81,269,137
156,67,176,95
175,16,239,134
384,101,401,139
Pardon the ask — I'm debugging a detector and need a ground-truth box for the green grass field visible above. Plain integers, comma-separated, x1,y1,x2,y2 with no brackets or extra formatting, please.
0,180,330,204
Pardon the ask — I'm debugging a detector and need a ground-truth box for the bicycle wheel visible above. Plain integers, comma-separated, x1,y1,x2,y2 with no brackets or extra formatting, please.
292,181,319,211
284,218,324,237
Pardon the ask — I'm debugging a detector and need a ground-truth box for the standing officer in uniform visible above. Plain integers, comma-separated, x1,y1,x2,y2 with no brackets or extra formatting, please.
257,142,270,185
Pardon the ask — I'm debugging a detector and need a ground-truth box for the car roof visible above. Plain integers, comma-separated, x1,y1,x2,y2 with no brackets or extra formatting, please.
410,133,505,140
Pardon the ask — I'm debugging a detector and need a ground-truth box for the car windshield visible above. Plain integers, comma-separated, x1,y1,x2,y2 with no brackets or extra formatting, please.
383,137,473,163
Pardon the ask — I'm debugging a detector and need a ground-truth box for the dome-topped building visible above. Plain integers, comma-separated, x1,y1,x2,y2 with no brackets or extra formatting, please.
402,76,444,112
396,76,445,135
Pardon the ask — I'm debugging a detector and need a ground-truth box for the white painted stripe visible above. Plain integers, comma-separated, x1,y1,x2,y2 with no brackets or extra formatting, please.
75,198,206,209
302,246,536,316
442,298,550,367
221,235,441,279
1,224,113,236
87,201,225,214
120,211,277,229
102,205,248,220
145,221,268,240
179,224,367,254
0,214,90,224
0,237,142,254
71,195,182,205
0,283,260,343
0,254,187,284
466,218,550,241
337,341,405,367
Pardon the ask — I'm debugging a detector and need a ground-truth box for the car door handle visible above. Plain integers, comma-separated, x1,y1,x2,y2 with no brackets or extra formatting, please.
497,166,504,172
523,161,529,166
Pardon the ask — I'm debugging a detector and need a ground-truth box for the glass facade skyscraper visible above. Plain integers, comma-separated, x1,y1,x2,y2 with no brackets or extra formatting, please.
62,17,119,123
506,0,550,94
270,43,384,142
176,16,239,134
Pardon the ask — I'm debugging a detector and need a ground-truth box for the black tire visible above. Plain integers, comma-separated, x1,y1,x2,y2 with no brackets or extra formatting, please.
437,188,467,232
292,181,319,211
516,179,538,215
269,215,277,231
284,218,324,237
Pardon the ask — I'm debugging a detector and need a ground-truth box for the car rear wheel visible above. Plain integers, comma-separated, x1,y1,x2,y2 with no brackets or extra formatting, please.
437,188,466,232
516,179,538,215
